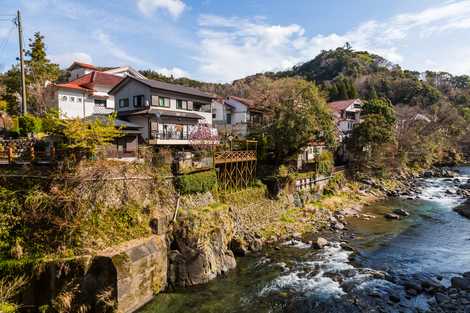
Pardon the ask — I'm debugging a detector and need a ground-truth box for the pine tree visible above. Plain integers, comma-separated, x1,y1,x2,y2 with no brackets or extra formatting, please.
367,85,378,100
328,84,339,101
348,80,359,99
25,32,60,113
337,78,349,100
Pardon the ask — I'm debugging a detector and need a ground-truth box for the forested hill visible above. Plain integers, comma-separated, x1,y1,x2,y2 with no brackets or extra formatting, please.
140,47,470,116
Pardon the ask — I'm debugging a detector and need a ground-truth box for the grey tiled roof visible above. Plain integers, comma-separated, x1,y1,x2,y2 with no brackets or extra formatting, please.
110,76,215,99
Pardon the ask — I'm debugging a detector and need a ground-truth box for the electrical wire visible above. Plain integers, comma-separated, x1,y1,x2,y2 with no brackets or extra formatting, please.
0,25,15,61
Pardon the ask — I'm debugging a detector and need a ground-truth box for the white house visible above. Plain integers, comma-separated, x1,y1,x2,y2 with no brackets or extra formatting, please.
46,71,124,118
67,62,146,81
46,62,147,119
109,76,217,146
212,96,266,138
328,99,363,141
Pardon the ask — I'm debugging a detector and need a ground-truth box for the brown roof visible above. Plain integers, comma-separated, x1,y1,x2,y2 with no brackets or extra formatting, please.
54,71,123,92
328,99,362,113
67,61,98,71
53,82,91,91
228,96,256,109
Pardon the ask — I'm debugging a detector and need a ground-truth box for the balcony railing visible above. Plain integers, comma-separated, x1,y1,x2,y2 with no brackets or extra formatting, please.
152,131,189,141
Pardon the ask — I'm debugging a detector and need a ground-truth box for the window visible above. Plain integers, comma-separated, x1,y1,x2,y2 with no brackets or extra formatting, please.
77,97,82,103
212,108,217,119
70,96,75,102
226,113,232,124
158,97,170,108
133,95,144,108
95,99,107,107
176,99,188,110
61,95,67,101
119,98,129,108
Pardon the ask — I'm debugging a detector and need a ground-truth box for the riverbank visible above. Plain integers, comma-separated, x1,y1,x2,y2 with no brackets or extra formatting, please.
140,166,470,313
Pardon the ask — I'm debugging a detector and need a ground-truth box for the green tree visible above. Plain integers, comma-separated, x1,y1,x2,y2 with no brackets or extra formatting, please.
254,78,336,164
25,32,60,113
0,33,59,115
362,98,396,124
63,115,122,156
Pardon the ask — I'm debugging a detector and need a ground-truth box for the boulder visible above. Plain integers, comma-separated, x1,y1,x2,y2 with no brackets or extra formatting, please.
393,208,410,217
454,200,470,219
312,237,329,249
230,238,248,257
459,183,470,190
384,213,401,220
451,276,470,290
333,222,345,230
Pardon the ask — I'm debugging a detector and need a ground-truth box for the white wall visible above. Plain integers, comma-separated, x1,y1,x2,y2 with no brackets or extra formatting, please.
224,98,248,125
57,89,90,118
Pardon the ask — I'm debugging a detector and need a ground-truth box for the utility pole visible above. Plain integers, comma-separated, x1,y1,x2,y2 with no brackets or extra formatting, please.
16,10,27,115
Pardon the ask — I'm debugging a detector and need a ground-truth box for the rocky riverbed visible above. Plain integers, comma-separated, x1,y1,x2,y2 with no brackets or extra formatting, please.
139,166,470,313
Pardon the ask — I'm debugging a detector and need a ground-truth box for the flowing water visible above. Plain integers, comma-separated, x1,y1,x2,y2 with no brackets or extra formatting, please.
139,166,470,313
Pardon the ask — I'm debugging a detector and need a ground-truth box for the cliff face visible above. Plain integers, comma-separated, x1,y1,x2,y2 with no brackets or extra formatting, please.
168,201,236,287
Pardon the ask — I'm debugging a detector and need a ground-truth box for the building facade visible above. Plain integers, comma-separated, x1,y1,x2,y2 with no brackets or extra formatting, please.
46,62,146,119
212,96,266,139
110,76,216,145
328,99,363,141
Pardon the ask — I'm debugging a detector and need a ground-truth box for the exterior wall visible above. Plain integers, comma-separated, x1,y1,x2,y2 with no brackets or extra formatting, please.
224,98,248,125
212,101,225,123
114,80,153,113
94,84,116,110
56,89,90,118
126,115,150,140
69,68,93,81
149,94,212,125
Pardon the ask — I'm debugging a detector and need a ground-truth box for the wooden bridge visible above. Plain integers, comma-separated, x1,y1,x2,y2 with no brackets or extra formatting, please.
213,141,258,192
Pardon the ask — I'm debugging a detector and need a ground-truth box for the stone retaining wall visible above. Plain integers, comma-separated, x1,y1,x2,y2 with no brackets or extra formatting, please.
18,235,168,313
102,235,168,313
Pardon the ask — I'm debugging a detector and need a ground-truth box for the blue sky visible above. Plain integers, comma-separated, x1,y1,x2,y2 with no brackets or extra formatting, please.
0,0,470,82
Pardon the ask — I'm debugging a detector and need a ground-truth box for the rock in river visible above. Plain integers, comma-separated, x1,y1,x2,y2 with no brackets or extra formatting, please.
454,199,470,219
393,208,410,217
451,276,470,290
312,237,329,249
384,213,401,220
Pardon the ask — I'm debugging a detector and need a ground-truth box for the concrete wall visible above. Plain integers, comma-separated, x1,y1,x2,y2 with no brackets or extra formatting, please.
18,235,168,313
103,235,168,313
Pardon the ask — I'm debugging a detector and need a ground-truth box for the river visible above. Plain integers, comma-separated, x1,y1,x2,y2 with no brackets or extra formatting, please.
139,166,470,313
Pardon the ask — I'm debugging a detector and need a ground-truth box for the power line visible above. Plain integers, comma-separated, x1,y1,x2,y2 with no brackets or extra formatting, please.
0,25,15,60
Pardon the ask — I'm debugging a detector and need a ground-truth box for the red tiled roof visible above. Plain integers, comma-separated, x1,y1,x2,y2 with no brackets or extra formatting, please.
67,61,97,71
53,82,91,91
328,99,362,113
54,71,123,92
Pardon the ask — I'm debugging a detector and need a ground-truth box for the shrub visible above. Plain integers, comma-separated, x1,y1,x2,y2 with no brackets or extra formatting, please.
323,172,345,195
18,114,42,136
317,150,334,175
176,170,218,194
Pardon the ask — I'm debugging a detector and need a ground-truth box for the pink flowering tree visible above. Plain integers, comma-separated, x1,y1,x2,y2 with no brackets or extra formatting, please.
189,124,219,151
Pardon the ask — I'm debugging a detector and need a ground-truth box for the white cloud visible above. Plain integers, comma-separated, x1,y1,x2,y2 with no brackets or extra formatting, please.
136,0,186,18
94,30,146,65
195,1,470,82
156,67,188,78
50,52,93,67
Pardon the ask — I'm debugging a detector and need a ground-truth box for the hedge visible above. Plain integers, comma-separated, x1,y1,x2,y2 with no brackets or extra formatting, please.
175,170,218,194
